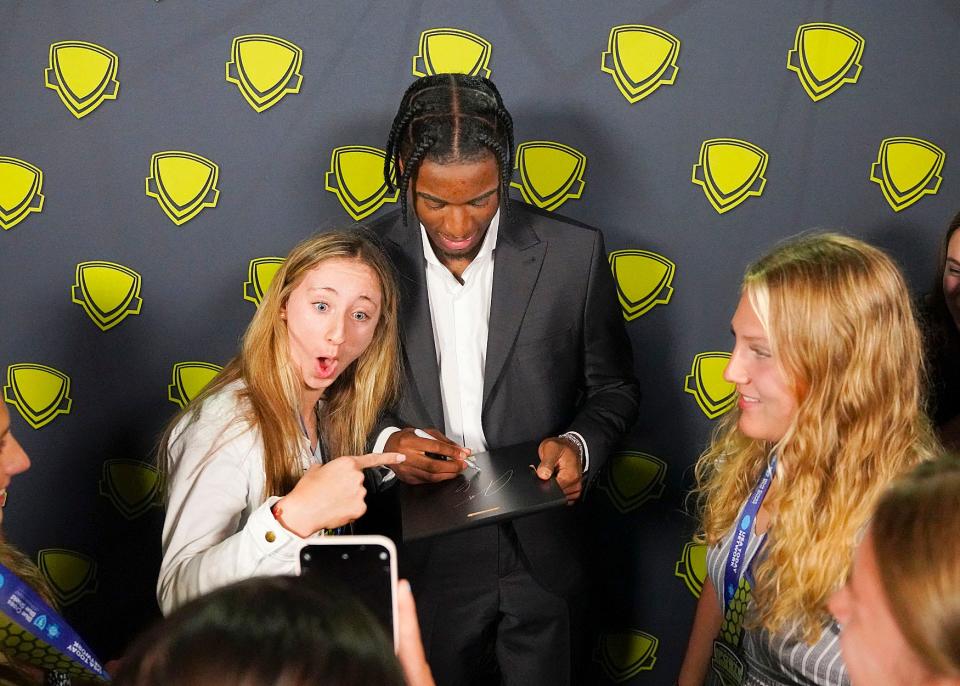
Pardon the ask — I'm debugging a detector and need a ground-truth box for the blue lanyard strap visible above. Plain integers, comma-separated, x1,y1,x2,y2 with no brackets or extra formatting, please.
722,456,776,610
0,561,110,681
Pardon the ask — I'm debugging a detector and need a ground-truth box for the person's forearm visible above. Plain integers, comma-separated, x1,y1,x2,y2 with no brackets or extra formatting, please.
677,577,722,686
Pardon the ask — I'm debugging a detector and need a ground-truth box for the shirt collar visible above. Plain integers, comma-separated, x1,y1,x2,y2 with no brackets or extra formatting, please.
420,209,500,270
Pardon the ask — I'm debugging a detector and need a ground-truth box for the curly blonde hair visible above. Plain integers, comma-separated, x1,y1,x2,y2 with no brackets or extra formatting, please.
695,233,938,642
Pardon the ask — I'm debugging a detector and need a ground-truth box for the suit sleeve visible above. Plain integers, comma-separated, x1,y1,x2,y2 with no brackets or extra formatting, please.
565,229,641,483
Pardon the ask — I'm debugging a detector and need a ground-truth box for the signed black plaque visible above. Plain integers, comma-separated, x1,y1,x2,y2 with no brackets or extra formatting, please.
398,440,567,541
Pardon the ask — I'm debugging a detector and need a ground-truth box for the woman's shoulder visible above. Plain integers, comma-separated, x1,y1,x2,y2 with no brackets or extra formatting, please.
170,380,256,448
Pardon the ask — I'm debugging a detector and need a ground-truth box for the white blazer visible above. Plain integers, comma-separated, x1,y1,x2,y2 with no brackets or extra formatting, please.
157,382,324,615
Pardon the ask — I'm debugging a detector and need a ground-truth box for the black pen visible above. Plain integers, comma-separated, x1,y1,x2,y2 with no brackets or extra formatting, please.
414,429,481,471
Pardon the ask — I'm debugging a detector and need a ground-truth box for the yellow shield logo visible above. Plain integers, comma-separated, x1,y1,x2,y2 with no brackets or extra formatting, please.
594,630,659,682
599,451,666,513
145,151,220,225
324,146,399,220
3,364,72,430
168,362,223,409
601,25,680,103
608,250,675,321
225,34,303,113
44,41,119,119
510,141,587,211
675,541,708,598
869,137,945,212
0,157,45,231
684,351,736,419
692,138,768,214
71,261,143,331
37,549,97,606
244,257,285,306
99,459,162,519
412,28,492,78
787,23,864,102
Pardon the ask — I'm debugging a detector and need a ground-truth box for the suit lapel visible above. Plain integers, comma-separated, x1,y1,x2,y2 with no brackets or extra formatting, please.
384,215,444,428
483,209,545,409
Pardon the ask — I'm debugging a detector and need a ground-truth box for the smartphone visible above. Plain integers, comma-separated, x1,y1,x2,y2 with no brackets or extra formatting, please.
298,535,398,650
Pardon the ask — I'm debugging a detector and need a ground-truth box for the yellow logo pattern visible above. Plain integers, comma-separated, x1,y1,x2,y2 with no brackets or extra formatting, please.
869,137,945,212
675,541,708,598
599,451,667,513
244,257,285,307
601,25,680,103
412,28,492,78
37,549,97,606
0,157,44,231
324,146,399,220
145,151,220,225
685,352,736,419
44,40,119,119
608,250,675,321
168,362,223,409
99,459,163,519
71,261,143,331
226,34,303,112
594,630,660,682
787,23,864,102
510,141,586,211
3,364,72,430
692,139,769,214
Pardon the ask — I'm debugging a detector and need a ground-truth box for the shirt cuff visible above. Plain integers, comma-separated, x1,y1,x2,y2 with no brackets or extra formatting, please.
559,431,590,473
374,427,402,483
248,496,305,558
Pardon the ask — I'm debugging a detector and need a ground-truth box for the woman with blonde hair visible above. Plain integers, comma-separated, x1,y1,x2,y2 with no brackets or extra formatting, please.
677,233,938,686
157,230,405,614
829,453,960,686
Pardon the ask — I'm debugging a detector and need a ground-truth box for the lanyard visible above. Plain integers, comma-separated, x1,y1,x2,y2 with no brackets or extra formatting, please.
0,561,109,681
722,456,776,611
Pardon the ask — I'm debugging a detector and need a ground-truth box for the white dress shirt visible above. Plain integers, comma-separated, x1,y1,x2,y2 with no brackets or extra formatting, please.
421,211,499,452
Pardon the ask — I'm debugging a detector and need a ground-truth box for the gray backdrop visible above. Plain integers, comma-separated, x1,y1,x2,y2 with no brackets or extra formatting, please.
1,1,957,682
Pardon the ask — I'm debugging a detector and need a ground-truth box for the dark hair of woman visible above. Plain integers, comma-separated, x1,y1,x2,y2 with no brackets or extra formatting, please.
383,73,514,224
921,209,960,427
114,576,404,686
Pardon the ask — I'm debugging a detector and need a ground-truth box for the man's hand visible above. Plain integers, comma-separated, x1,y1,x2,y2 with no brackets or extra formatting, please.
536,436,583,504
384,427,471,484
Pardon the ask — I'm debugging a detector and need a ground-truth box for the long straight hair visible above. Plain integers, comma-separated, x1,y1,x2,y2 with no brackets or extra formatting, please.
695,233,938,642
159,230,400,497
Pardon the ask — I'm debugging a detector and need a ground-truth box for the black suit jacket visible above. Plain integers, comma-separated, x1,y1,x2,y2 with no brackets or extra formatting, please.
369,200,640,594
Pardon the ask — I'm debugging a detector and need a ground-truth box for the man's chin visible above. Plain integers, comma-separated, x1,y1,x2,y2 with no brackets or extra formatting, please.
436,242,483,263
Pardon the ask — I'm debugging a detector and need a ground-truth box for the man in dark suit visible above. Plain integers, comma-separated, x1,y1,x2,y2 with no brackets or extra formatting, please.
368,74,640,686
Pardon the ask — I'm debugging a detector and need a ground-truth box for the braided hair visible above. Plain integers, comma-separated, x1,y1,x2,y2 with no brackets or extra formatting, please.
384,74,515,224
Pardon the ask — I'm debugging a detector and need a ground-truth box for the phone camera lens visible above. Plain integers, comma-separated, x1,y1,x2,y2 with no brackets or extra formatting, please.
379,552,387,561
341,553,349,560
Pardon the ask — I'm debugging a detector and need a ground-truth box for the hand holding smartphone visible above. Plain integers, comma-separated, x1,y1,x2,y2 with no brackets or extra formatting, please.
298,535,399,650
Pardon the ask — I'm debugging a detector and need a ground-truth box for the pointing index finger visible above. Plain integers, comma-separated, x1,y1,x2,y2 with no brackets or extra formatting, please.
355,452,407,470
